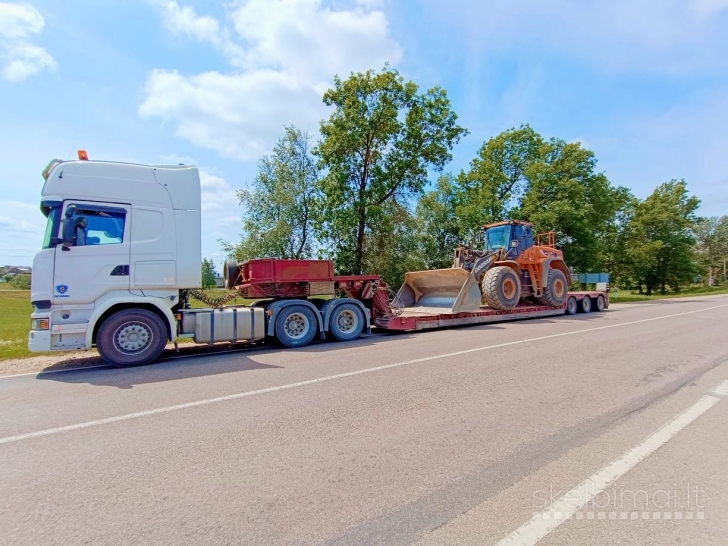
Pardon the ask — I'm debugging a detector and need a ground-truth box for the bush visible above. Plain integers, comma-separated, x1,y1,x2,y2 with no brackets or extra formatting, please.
10,274,31,290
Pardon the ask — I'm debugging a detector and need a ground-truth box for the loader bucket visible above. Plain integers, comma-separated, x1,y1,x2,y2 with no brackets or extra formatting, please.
395,268,483,314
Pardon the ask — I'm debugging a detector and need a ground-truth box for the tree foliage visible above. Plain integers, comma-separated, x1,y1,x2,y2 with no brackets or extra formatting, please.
201,259,217,290
623,180,700,295
316,65,467,274
224,126,320,262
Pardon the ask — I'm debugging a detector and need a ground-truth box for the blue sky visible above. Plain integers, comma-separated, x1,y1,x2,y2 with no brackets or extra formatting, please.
2,0,727,268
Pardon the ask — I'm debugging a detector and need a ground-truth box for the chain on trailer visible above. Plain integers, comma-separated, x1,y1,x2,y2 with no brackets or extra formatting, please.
188,289,240,309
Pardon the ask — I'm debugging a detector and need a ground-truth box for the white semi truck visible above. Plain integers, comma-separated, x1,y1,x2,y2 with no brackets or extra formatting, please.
28,152,382,366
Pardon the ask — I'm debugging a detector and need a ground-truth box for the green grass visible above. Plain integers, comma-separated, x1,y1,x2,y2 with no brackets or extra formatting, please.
609,285,728,303
0,289,34,360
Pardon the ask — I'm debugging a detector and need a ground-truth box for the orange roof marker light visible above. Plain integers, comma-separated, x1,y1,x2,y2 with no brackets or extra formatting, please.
77,150,89,160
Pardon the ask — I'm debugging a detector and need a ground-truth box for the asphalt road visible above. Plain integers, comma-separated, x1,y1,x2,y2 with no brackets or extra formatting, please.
2,295,728,545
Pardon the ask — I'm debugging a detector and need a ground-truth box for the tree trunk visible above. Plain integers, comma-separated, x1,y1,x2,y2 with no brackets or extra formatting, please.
354,211,366,274
660,280,666,295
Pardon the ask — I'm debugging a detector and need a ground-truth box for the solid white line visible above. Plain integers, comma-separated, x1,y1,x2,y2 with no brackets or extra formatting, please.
496,391,723,546
0,303,726,446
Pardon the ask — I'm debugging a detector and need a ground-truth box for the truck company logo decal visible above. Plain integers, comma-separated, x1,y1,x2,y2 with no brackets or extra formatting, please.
55,284,70,298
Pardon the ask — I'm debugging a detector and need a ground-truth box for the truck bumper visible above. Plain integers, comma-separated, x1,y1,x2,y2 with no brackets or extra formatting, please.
28,329,51,352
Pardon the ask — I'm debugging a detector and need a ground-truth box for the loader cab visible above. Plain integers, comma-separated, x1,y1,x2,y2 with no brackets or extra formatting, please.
482,221,535,259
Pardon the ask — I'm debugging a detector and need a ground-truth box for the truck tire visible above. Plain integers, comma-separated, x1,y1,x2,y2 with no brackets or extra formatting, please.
566,296,578,315
482,266,521,310
580,295,592,313
538,269,568,308
594,295,606,312
274,305,318,348
224,259,241,290
329,303,365,342
96,309,168,367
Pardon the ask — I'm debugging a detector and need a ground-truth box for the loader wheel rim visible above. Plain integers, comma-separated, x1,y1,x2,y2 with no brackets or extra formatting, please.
113,322,153,355
336,310,359,334
284,313,310,340
503,278,517,299
553,278,566,298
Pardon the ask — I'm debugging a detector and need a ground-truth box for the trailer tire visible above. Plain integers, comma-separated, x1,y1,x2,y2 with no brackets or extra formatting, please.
566,296,578,315
329,303,365,342
274,305,318,348
482,266,521,310
594,295,606,312
224,259,241,290
538,269,568,308
580,295,592,313
96,309,168,367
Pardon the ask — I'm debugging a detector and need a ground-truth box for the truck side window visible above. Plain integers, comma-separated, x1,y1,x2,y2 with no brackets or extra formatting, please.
70,208,126,246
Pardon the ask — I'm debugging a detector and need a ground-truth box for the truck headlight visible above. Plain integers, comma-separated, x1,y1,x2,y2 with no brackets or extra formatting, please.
31,318,49,330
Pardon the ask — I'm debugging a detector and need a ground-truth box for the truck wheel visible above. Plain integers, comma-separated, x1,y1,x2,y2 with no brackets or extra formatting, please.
329,303,364,342
96,309,168,367
594,295,606,312
566,296,578,315
275,305,318,348
482,266,521,310
580,296,592,313
538,269,568,308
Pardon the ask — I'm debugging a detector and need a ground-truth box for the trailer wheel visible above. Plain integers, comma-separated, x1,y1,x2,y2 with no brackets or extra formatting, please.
274,305,318,348
96,309,168,367
538,269,568,308
224,259,241,290
329,303,365,342
482,266,521,310
580,296,592,313
594,295,606,312
566,296,578,315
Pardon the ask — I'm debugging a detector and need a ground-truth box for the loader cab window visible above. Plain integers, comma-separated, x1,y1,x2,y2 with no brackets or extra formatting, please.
485,225,513,251
64,206,126,247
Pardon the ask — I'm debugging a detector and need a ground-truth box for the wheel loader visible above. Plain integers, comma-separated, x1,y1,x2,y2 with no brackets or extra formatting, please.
396,220,571,313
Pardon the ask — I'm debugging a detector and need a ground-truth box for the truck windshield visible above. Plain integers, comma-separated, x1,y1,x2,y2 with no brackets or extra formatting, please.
484,225,512,251
40,201,61,249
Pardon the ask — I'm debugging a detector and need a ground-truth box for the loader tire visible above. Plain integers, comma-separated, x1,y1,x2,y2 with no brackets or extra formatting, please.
482,266,521,311
538,269,568,308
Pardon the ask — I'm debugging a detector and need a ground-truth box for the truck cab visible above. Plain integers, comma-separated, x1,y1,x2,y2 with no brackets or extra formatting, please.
29,153,202,361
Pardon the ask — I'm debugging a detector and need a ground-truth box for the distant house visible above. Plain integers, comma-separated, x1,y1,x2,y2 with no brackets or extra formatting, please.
215,275,225,289
1,266,32,278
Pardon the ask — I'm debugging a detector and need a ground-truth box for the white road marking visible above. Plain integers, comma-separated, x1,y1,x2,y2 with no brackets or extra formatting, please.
711,379,728,397
0,303,726,446
495,387,724,546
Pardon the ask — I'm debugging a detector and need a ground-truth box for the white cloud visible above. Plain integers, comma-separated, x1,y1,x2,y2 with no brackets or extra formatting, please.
0,200,45,265
436,0,728,74
140,0,402,160
145,0,245,65
199,170,237,212
0,2,57,82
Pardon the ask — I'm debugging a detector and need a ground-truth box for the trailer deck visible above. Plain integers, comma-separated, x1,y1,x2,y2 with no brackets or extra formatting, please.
374,291,607,331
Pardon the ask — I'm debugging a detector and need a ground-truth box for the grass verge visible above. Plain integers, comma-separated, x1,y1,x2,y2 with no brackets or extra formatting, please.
609,285,728,303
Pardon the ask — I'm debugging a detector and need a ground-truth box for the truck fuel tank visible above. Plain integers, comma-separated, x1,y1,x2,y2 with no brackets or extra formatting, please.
181,307,266,344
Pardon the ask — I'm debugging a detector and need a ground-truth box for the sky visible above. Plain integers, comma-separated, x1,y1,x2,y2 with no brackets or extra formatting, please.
1,0,727,268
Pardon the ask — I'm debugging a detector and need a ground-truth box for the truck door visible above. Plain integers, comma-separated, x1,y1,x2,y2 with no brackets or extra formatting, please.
53,202,131,305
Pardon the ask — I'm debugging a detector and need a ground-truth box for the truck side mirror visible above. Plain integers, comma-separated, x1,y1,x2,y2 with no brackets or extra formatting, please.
61,218,75,250
61,206,77,251
511,240,519,248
